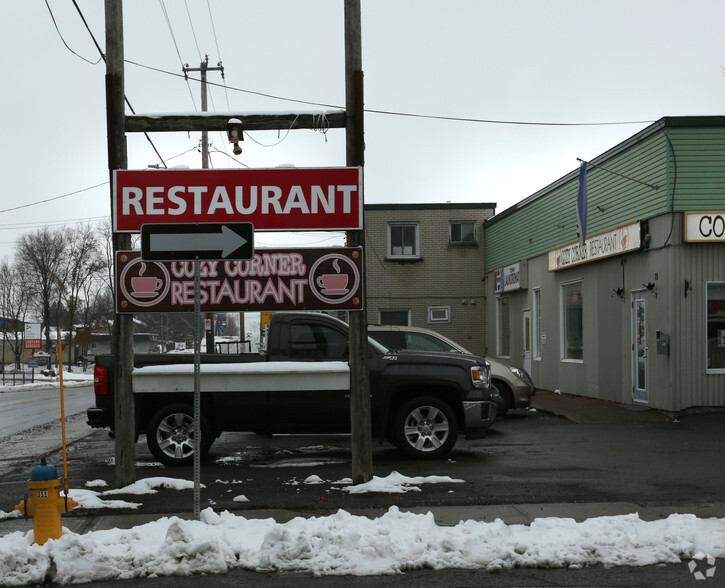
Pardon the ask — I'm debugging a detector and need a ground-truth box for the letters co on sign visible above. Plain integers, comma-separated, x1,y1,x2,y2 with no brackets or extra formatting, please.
116,248,364,314
684,211,725,242
113,167,362,232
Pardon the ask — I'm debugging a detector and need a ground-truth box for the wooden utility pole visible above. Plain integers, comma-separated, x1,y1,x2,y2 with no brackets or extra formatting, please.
105,2,371,489
183,56,224,355
105,0,135,488
344,0,372,484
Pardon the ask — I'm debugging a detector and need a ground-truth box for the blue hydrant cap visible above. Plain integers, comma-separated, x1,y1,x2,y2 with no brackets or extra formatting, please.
30,458,59,481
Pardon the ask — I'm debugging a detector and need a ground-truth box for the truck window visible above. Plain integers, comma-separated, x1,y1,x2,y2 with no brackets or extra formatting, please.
289,324,348,359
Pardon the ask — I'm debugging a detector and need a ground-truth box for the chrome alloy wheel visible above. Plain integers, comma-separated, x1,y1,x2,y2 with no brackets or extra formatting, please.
402,405,450,452
156,411,196,461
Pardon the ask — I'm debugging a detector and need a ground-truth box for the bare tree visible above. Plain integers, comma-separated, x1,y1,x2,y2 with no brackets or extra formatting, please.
58,224,107,368
16,227,66,353
0,258,32,369
96,219,115,299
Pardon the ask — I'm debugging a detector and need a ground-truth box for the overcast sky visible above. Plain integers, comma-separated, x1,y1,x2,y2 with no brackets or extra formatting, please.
1,0,724,259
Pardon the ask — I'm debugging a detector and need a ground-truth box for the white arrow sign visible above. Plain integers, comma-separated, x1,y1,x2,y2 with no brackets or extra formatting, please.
140,223,254,261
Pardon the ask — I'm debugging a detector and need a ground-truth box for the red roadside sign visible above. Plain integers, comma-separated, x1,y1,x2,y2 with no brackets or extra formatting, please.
113,167,362,232
116,248,363,313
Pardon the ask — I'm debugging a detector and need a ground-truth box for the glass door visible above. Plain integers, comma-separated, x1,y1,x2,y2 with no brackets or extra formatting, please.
632,292,648,403
522,309,531,374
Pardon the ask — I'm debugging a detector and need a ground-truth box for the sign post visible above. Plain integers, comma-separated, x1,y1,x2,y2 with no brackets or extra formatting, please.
140,223,255,519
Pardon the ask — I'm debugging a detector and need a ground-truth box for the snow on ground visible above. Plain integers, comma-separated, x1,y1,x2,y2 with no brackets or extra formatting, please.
0,474,724,585
0,366,94,393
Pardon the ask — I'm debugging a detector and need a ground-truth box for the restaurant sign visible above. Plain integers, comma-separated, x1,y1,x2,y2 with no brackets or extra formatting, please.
116,248,363,313
548,222,640,271
113,167,362,232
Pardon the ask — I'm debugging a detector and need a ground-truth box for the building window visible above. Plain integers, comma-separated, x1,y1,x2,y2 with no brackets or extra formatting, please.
388,223,419,258
450,221,476,244
380,310,410,326
497,297,510,357
707,282,725,372
533,288,542,360
428,306,450,323
561,281,583,361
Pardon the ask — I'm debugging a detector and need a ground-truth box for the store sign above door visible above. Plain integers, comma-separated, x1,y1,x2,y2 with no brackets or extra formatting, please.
547,222,640,271
684,211,725,242
113,167,362,232
494,261,527,293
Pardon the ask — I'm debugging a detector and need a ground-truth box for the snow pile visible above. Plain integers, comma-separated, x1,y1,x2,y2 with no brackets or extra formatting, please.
1,507,724,585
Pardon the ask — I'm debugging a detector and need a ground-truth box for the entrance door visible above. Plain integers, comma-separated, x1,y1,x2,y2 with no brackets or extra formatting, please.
522,309,532,374
632,292,649,404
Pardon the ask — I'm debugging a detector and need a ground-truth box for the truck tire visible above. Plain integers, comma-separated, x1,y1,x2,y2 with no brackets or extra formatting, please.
146,404,212,467
392,396,458,459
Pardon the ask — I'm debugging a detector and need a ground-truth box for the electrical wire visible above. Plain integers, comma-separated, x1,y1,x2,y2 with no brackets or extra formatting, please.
206,0,231,112
123,59,655,128
44,0,102,65
160,0,197,110
184,0,203,63
0,182,108,215
0,145,197,217
0,216,109,232
68,0,167,168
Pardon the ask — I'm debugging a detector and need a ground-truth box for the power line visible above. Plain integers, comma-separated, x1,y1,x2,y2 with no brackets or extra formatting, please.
44,0,102,65
65,0,168,168
0,146,198,217
0,182,108,215
123,59,656,128
159,0,197,109
0,216,109,232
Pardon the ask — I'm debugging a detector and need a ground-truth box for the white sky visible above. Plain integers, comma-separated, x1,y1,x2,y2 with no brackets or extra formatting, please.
2,474,724,583
2,1,725,260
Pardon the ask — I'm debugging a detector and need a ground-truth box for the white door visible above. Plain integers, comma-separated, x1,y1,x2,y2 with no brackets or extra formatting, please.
522,309,532,374
632,292,648,404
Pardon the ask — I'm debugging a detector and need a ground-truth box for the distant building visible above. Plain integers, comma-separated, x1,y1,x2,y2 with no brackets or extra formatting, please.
364,203,495,357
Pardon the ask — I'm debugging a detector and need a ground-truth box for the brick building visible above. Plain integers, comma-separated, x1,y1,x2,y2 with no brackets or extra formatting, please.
363,203,495,357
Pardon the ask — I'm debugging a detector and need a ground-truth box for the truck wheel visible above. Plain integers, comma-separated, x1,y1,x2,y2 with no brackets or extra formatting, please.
146,404,211,467
393,397,458,459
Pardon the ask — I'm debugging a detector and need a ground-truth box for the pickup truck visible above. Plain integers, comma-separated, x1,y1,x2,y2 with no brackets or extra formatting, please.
87,312,498,466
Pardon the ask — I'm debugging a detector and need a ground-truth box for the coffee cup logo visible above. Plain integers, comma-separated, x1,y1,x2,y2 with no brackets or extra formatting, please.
317,272,349,295
131,276,163,298
309,255,360,305
119,259,170,308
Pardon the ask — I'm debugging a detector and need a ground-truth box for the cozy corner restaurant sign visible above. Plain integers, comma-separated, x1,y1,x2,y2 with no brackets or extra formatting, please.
547,222,641,271
113,167,362,232
116,248,363,313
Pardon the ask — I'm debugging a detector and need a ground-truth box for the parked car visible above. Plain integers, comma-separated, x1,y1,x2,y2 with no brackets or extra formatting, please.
368,325,535,415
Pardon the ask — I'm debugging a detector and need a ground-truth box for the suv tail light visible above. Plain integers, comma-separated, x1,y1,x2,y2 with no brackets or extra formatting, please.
94,366,108,395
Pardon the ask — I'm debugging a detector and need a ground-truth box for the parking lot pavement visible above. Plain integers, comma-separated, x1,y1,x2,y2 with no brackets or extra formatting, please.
2,388,724,538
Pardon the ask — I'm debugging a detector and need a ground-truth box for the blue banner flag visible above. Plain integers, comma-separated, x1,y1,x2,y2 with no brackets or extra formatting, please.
576,161,588,246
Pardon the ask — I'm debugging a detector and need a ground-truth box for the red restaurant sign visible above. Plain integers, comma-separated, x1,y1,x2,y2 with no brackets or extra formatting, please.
116,248,363,313
113,167,362,232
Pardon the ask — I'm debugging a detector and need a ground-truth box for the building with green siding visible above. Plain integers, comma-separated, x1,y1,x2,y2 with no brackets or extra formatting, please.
484,116,725,412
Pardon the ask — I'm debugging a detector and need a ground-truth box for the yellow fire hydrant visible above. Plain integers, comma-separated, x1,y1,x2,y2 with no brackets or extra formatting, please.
15,459,78,545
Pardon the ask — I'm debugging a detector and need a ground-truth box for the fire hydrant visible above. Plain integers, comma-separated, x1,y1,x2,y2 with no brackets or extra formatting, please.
15,459,78,545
